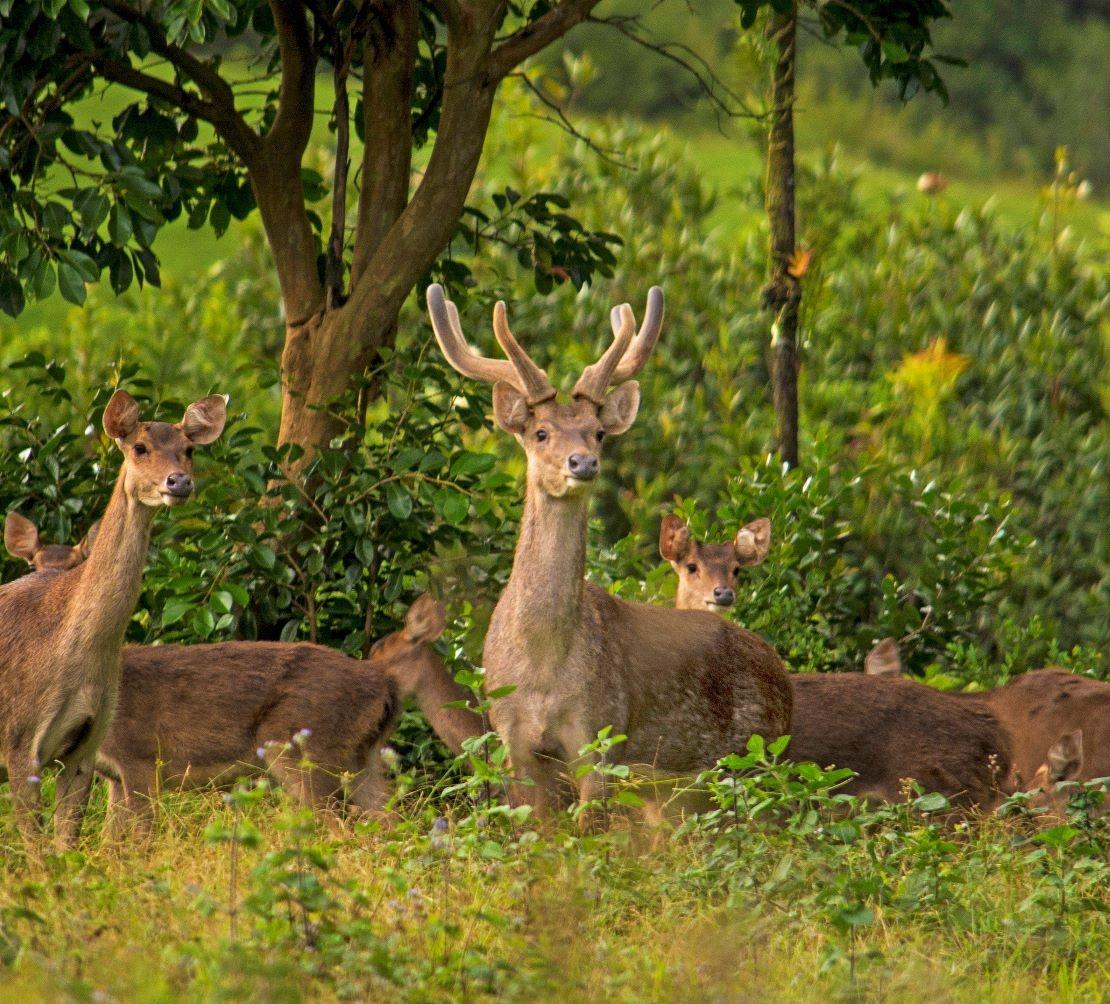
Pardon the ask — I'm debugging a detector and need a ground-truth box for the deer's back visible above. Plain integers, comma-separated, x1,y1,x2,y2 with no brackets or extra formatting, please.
983,669,1109,786
103,642,398,775
788,674,1011,808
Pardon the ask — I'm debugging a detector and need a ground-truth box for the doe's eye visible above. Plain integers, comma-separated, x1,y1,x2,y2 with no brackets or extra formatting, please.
185,446,194,459
596,430,606,443
535,429,548,442
733,566,741,576
133,443,148,456
686,563,698,574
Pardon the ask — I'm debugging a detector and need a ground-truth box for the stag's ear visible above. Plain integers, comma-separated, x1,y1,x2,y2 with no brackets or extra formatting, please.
734,518,771,566
79,520,101,559
492,381,530,435
865,638,903,677
4,512,41,563
181,394,227,444
1046,730,1084,783
659,514,692,562
599,381,640,435
404,594,447,644
103,390,141,442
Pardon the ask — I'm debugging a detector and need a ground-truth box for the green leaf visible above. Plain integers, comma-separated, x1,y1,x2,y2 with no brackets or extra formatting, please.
386,483,412,520
162,598,193,627
882,40,911,64
437,488,469,525
57,263,86,305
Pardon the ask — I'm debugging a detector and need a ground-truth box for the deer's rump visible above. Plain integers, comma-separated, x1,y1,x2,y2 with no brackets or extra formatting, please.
99,642,399,785
787,674,1011,807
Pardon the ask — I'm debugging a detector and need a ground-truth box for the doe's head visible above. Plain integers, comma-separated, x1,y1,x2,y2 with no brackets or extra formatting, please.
103,390,227,507
1026,729,1087,817
4,513,99,572
368,594,448,695
427,285,663,500
660,514,770,612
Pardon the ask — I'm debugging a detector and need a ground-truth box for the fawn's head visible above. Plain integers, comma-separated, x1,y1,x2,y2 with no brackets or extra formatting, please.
1026,729,1086,816
660,514,770,611
427,285,664,500
104,390,227,507
368,594,448,691
864,638,904,677
4,512,99,572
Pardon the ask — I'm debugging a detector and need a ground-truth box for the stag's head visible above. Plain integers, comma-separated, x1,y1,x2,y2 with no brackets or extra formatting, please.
427,285,663,500
660,514,770,612
103,390,227,507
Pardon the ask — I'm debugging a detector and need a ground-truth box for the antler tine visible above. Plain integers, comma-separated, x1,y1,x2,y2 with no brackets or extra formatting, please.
492,301,556,405
610,286,665,384
571,303,635,405
426,284,522,390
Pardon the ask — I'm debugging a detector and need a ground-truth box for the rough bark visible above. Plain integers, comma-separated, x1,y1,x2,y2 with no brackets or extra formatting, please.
762,6,800,469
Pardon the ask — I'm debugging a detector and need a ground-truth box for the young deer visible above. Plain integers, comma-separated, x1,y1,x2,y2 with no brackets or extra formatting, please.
98,596,483,831
426,285,792,818
0,390,226,850
863,638,1107,796
4,513,100,573
662,515,1013,808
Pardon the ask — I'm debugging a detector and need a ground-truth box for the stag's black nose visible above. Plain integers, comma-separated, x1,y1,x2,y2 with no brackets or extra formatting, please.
712,586,735,607
165,472,194,497
567,453,599,480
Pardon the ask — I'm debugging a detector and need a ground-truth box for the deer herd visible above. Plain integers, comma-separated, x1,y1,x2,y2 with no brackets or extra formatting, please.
0,284,1105,856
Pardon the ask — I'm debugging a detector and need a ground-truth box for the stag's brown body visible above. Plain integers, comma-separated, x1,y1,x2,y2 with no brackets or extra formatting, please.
0,391,225,850
98,596,480,828
427,285,792,816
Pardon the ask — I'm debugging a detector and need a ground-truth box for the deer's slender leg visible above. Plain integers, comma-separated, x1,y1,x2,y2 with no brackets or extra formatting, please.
52,756,95,849
6,749,45,854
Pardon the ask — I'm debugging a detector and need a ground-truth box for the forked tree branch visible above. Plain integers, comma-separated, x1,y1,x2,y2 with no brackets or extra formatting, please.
266,0,317,159
487,0,604,80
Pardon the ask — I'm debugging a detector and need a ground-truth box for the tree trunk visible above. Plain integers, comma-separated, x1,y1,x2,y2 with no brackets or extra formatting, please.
762,6,800,469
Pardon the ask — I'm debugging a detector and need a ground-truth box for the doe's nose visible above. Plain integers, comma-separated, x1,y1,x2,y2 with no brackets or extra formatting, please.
567,453,599,481
712,586,736,607
164,472,194,497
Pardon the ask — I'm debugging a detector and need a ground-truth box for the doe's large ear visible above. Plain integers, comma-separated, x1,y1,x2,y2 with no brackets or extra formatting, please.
599,380,640,435
659,514,692,562
79,520,101,559
103,390,141,442
492,381,530,435
4,512,41,563
1046,730,1084,783
734,517,771,566
181,394,228,445
404,594,447,644
865,638,903,677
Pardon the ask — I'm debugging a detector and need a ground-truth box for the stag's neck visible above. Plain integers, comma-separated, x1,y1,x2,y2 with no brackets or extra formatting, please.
498,485,590,655
67,472,155,646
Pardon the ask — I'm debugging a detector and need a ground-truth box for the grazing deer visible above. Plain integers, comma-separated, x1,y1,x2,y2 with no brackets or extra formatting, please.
0,390,226,851
4,514,100,574
662,515,1012,808
426,284,792,818
98,596,483,831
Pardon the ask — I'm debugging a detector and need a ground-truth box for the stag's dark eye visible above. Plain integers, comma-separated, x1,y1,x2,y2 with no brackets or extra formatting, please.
133,443,148,456
686,563,698,574
535,429,548,442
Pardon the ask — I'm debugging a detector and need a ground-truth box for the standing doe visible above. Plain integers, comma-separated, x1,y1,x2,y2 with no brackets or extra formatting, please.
0,390,226,851
98,596,482,832
427,285,792,819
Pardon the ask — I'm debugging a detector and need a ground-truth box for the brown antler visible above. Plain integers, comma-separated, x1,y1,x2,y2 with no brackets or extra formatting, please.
610,285,664,384
571,304,634,405
426,285,555,405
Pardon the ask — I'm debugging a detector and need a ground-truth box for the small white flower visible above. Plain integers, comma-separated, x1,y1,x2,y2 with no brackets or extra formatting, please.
256,747,267,760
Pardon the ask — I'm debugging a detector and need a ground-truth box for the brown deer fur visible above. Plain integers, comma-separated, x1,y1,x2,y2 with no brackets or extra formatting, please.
0,391,226,851
97,596,482,830
665,515,1012,808
427,286,792,818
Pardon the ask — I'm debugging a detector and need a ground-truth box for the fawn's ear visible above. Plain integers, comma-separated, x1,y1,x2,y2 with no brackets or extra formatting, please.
404,594,447,644
181,394,228,444
103,390,141,442
598,381,640,436
4,512,41,563
1046,730,1084,783
492,381,530,435
79,521,101,559
865,638,903,677
734,518,771,566
659,514,692,562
